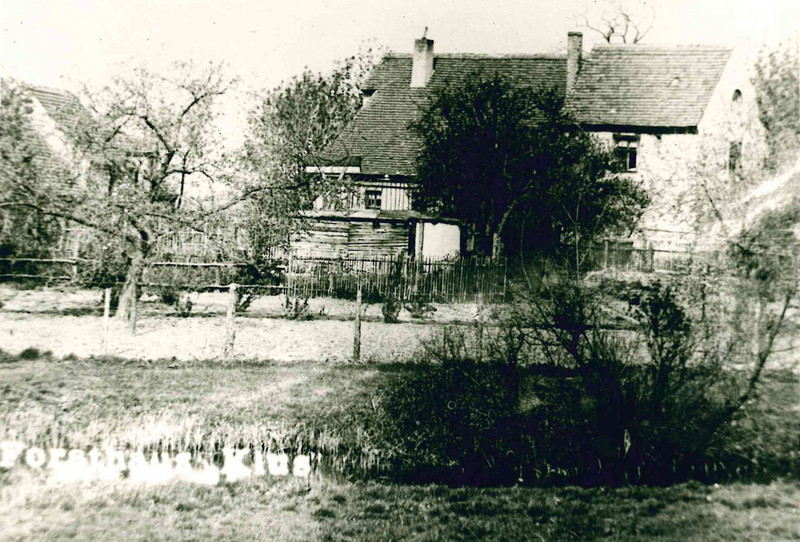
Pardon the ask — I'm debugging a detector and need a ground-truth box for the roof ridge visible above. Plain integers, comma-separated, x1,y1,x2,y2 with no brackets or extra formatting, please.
26,84,75,97
384,53,566,60
591,44,733,52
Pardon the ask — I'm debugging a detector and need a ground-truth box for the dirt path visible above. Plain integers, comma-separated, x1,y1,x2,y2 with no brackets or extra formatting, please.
0,312,436,362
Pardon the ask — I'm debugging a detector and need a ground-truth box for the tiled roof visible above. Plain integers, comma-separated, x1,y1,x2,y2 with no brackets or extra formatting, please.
567,45,732,129
327,54,567,176
327,44,735,176
0,81,76,190
26,85,89,131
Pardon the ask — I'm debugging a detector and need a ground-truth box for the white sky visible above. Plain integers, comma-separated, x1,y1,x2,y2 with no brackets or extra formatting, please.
1,0,797,140
2,0,797,89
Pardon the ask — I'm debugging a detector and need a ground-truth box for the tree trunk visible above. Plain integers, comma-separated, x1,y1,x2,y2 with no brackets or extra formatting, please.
491,232,504,260
115,240,145,333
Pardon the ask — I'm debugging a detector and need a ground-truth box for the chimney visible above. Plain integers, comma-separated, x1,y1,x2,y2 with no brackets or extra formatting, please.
566,31,583,94
411,37,434,88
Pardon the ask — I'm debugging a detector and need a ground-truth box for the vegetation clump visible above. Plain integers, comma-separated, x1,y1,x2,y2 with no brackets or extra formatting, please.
381,297,401,323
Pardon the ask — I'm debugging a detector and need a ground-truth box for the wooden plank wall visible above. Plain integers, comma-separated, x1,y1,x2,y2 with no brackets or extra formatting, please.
291,220,349,257
347,221,409,255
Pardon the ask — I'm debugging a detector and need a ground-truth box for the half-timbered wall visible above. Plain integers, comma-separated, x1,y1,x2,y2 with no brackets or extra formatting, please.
313,176,412,212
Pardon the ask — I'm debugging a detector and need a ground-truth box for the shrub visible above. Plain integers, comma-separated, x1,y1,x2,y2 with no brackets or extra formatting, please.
19,347,45,360
232,262,281,313
381,297,401,323
404,295,436,319
374,268,796,487
174,293,193,318
159,285,179,306
380,356,523,486
283,295,310,320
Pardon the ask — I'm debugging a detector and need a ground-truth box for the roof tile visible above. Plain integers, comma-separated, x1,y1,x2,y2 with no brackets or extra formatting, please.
328,54,567,176
566,45,732,128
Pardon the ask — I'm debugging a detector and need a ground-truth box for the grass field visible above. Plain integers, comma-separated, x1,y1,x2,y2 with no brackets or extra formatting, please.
1,352,799,540
2,467,799,540
1,284,799,540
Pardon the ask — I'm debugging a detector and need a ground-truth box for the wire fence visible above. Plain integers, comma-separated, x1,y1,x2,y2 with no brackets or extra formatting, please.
6,239,794,302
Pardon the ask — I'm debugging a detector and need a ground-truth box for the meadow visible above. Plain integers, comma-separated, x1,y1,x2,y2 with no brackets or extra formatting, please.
0,285,798,540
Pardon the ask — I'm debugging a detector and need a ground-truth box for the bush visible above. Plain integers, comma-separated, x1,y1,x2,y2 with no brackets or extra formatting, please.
372,271,797,487
174,293,193,318
381,297,401,323
232,262,281,313
283,295,310,320
381,356,523,486
159,285,179,306
19,347,50,360
404,295,436,319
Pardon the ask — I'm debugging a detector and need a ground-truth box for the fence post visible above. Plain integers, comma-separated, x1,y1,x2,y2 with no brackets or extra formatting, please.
130,287,138,336
286,250,294,300
603,239,610,269
224,283,237,359
648,242,655,272
352,282,362,363
101,287,111,354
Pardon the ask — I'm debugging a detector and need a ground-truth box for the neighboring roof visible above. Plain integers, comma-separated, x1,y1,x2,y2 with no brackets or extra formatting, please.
26,83,145,157
326,54,567,176
26,85,92,131
567,45,732,129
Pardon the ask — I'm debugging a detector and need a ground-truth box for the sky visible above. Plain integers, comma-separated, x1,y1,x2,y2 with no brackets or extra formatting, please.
1,0,797,139
2,0,797,91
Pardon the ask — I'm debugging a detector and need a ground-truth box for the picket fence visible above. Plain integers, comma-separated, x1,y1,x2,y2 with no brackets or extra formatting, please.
283,253,506,303
2,238,731,303
0,252,507,303
139,252,508,303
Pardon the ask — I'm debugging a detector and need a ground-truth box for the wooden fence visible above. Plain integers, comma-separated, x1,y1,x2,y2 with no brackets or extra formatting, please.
1,252,507,303
0,257,79,282
283,253,507,303
584,240,699,274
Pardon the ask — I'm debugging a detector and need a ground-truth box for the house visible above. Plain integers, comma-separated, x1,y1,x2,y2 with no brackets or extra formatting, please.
315,32,767,256
306,38,567,259
0,81,93,258
564,32,768,251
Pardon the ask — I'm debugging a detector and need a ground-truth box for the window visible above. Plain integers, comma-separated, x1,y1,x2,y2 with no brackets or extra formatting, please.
732,89,742,102
365,189,382,209
729,141,742,176
613,134,639,171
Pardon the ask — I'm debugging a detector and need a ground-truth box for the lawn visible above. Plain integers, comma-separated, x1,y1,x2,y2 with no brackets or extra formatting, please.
2,472,798,541
0,285,466,362
1,353,798,541
0,353,400,451
1,284,798,540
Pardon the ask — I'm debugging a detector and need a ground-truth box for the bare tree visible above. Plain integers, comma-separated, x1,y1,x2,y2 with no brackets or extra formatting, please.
1,62,241,330
577,0,655,44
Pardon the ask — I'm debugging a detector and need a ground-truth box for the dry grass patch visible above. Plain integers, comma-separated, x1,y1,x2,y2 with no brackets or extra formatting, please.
1,476,798,541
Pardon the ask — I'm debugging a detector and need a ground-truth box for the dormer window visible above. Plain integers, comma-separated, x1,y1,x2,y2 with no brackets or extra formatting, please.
732,89,742,102
613,134,639,171
362,89,376,108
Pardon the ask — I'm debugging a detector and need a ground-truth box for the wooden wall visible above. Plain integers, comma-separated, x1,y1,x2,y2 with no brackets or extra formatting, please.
292,218,410,257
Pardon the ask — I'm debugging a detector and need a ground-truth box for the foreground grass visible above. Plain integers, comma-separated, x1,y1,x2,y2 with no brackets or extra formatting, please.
1,353,798,540
0,352,401,453
1,474,798,541
1,352,797,481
